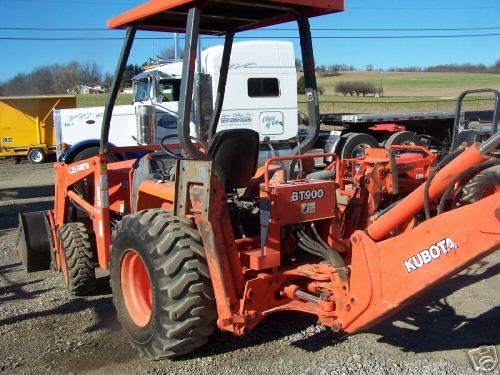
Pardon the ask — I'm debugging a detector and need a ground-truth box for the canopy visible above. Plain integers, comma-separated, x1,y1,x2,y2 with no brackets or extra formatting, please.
108,0,344,35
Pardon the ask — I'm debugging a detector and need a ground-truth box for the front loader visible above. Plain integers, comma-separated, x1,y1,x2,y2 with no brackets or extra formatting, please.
16,0,499,360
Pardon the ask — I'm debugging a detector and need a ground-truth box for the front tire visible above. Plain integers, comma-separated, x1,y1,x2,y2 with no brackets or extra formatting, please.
59,222,96,296
110,209,216,359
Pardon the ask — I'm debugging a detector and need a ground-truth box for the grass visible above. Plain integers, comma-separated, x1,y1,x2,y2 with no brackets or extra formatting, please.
298,94,496,114
76,93,132,108
316,71,500,97
76,71,500,114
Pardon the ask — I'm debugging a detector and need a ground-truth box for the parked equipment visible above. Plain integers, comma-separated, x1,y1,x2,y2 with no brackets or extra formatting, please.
0,95,76,163
17,0,499,361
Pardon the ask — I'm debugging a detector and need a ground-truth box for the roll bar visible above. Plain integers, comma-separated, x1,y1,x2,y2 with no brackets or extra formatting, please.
100,1,322,168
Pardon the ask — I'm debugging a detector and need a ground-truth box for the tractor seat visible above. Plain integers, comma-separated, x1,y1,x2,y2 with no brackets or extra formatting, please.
208,129,260,192
131,129,259,209
131,151,177,211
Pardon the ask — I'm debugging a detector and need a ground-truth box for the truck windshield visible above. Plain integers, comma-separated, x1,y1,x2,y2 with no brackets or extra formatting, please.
158,79,181,102
134,79,149,102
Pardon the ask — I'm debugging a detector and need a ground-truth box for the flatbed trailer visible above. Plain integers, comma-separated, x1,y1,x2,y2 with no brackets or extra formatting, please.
318,109,495,159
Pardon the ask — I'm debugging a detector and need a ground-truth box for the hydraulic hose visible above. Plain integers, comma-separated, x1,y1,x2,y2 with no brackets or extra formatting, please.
293,224,345,268
424,145,465,219
310,223,345,268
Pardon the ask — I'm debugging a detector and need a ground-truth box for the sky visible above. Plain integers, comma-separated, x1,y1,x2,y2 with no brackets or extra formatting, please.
1,0,500,82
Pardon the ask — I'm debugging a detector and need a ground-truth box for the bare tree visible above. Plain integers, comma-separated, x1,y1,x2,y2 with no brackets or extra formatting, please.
158,47,183,60
1,61,106,95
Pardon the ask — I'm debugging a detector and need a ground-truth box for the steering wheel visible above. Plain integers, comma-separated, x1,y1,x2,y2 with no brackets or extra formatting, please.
160,134,208,159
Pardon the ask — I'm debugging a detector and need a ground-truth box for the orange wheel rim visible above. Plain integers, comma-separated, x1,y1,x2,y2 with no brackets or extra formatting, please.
120,250,153,327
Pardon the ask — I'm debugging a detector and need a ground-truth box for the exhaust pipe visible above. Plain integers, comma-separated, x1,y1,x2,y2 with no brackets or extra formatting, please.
16,211,53,272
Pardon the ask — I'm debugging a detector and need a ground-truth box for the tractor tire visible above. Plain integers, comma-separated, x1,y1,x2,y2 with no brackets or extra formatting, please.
27,148,46,164
59,222,96,296
338,133,379,159
383,131,422,148
460,165,500,204
110,209,216,359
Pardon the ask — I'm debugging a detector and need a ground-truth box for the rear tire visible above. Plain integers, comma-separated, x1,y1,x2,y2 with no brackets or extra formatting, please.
110,209,216,359
59,222,96,296
384,131,422,148
338,133,379,159
27,148,46,164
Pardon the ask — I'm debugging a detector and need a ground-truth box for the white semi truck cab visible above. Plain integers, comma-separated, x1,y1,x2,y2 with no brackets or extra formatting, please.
54,41,298,161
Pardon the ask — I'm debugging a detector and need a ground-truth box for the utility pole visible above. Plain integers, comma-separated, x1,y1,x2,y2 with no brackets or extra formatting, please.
174,33,179,59
379,68,384,97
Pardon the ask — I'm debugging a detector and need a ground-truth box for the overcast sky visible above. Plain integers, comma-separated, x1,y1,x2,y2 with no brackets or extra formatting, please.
1,0,499,82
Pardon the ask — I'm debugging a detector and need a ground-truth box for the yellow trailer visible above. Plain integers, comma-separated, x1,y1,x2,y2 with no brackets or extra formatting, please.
0,95,76,163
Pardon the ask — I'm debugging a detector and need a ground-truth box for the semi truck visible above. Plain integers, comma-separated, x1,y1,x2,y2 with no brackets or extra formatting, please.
0,95,76,163
54,40,298,163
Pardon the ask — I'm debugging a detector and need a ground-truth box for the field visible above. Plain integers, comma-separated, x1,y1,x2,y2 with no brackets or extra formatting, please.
75,72,500,114
76,93,133,108
302,71,500,113
316,71,500,97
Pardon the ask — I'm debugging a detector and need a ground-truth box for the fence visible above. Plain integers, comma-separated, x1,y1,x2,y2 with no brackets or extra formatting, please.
298,97,496,114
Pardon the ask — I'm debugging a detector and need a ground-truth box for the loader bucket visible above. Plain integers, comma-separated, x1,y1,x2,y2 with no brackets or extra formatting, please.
16,211,53,272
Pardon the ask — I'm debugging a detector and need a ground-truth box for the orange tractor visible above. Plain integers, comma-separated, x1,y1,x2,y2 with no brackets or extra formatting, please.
16,0,499,360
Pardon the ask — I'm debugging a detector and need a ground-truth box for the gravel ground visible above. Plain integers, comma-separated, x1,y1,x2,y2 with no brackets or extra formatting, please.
0,157,498,375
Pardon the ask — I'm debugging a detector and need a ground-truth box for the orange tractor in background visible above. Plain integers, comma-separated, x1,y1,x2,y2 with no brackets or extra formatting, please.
16,0,499,360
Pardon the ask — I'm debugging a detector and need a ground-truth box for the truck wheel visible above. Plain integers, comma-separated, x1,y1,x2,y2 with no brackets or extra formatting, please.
110,209,216,359
384,131,422,148
338,133,379,159
59,222,96,296
72,146,119,163
27,148,46,164
72,147,119,201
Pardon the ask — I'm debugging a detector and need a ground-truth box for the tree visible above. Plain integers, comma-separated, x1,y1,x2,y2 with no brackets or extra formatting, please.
120,64,142,89
158,47,183,60
0,61,109,95
366,64,374,71
492,60,500,72
335,81,377,97
297,76,305,95
295,58,303,71
103,73,114,89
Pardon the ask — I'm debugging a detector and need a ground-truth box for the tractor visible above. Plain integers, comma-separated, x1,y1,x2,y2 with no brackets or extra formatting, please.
16,0,499,360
